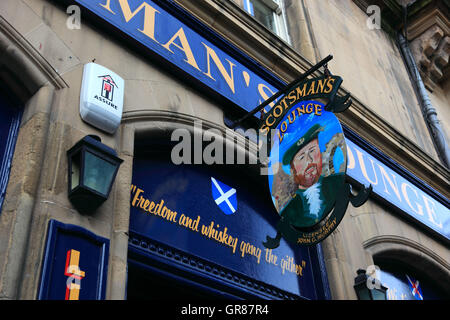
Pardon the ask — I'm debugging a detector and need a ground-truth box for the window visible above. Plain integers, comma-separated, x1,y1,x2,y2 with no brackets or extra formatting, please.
243,0,290,43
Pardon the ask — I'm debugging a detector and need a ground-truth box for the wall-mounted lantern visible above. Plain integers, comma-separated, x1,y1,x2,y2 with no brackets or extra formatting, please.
67,135,123,214
354,269,388,300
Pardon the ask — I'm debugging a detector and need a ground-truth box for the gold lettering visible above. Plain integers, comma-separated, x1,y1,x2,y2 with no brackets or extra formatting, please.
280,97,289,111
132,188,144,207
287,110,296,124
162,27,201,71
148,201,156,213
265,114,275,127
277,129,284,143
179,214,200,232
162,208,170,219
154,199,164,215
258,84,277,108
314,104,322,116
164,208,177,222
273,105,283,117
317,78,326,93
306,81,316,96
287,89,297,104
296,83,307,99
143,199,150,211
202,43,236,93
131,189,180,223
115,0,159,41
99,0,116,14
324,78,335,94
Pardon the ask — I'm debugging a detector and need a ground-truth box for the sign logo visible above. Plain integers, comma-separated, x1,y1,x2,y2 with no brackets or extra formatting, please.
211,177,237,215
64,249,86,300
99,75,118,102
80,63,124,134
261,76,372,248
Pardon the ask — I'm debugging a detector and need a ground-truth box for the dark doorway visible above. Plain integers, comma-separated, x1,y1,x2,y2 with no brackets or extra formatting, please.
0,88,22,213
126,259,241,300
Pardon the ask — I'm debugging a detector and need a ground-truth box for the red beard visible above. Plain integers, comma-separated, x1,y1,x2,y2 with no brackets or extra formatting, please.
294,163,322,188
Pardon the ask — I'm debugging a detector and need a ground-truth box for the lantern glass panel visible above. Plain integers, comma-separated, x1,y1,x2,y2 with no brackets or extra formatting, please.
371,288,386,300
70,151,81,191
83,151,117,196
356,285,371,300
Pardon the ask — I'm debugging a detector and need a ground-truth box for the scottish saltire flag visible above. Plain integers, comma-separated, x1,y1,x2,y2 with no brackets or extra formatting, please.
211,177,237,215
406,274,423,300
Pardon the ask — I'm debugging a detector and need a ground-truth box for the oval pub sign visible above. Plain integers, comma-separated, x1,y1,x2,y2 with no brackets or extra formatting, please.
260,76,371,248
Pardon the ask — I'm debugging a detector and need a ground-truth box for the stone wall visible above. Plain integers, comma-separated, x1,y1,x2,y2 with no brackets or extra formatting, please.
407,2,450,148
301,0,439,162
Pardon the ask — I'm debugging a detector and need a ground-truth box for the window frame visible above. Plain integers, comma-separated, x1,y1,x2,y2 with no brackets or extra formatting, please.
243,0,291,44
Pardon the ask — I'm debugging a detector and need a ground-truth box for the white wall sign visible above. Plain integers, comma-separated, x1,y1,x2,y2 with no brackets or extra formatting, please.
80,63,124,134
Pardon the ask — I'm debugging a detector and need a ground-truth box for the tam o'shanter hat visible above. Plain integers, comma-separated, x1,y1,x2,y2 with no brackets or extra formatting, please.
282,123,324,165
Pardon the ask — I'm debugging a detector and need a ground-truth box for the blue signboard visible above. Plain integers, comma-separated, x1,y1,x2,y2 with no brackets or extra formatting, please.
71,0,279,114
38,220,109,300
346,140,450,242
130,156,324,299
71,1,449,242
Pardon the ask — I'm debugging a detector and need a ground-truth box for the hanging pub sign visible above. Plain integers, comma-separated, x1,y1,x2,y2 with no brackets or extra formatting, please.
259,69,372,249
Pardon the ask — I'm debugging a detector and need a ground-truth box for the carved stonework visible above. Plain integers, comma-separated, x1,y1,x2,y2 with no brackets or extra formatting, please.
408,3,450,91
353,0,449,91
410,26,449,90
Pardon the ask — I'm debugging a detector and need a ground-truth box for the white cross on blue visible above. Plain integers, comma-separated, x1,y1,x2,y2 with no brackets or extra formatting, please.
211,177,237,215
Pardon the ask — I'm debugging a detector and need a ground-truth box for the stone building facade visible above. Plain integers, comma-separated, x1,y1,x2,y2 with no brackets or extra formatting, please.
0,0,448,300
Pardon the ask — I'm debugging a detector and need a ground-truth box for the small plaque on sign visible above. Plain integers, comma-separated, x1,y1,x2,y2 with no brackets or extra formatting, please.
38,220,109,300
